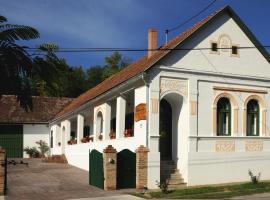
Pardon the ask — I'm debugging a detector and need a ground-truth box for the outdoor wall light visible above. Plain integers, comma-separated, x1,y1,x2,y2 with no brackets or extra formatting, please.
58,142,61,146
108,158,115,164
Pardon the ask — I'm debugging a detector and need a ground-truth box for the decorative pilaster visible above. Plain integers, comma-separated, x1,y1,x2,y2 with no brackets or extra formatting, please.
103,145,117,190
136,145,149,189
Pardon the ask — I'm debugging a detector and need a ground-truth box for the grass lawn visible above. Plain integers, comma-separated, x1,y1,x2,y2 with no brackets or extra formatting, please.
134,182,270,199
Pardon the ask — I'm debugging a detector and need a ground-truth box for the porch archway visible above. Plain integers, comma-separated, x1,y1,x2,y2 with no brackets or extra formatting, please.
159,92,184,162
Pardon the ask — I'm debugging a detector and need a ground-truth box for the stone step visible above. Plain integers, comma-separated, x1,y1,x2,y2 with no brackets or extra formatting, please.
161,169,179,175
168,178,185,185
161,160,175,164
170,173,183,179
168,183,187,190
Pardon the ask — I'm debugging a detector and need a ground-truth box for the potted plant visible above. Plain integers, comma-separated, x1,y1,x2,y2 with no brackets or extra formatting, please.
67,139,77,145
124,129,133,137
98,134,103,140
81,137,87,143
109,130,116,139
36,140,49,158
23,147,40,158
89,136,94,142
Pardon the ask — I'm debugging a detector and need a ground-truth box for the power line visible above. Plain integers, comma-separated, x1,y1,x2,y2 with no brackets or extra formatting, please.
24,45,270,53
165,0,218,33
164,0,218,43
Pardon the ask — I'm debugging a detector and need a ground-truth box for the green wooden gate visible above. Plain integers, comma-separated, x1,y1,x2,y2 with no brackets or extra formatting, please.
89,149,104,189
117,149,136,189
0,125,23,158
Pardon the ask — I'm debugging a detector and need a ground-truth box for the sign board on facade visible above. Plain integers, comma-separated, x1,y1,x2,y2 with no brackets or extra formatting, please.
135,103,147,122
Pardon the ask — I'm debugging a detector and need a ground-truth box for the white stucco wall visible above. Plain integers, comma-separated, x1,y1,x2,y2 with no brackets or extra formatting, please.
23,124,50,158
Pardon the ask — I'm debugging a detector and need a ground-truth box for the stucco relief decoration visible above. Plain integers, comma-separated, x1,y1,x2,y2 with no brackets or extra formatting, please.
160,78,187,97
245,140,263,152
215,140,235,152
219,34,231,53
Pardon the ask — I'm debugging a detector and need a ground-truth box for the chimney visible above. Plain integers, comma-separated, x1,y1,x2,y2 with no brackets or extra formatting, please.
148,28,157,58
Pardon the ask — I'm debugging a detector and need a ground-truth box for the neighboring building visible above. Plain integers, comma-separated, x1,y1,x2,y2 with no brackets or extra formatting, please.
49,6,270,188
0,95,72,158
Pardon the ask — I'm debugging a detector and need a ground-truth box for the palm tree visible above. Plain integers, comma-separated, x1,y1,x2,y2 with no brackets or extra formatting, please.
0,15,39,110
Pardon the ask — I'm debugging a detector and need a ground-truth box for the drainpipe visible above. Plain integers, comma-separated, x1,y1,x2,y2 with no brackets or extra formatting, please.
142,72,150,148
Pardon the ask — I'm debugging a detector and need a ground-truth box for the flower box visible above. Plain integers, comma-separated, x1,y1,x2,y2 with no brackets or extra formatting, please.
98,134,103,140
81,136,94,143
67,139,77,145
124,129,133,137
109,130,116,139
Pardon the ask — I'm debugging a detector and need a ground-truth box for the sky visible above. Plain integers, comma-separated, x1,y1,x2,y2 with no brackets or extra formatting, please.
1,0,270,68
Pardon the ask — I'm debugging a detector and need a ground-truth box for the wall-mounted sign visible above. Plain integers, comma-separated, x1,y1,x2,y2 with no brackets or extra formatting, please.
135,103,147,122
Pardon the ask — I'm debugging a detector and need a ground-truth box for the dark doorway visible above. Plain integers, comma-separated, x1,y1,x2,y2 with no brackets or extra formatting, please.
159,99,172,161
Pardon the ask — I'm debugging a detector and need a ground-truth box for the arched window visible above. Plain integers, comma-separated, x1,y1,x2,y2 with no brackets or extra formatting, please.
217,97,231,136
247,100,260,136
97,111,103,134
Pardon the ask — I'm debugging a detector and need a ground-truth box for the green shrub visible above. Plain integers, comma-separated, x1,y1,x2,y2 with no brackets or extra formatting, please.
23,147,40,158
156,180,169,193
248,169,261,184
36,140,50,157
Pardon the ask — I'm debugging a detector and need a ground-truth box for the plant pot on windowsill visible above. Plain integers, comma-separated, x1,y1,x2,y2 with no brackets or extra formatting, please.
124,129,133,137
67,139,77,145
89,136,94,142
81,136,93,143
109,130,116,139
110,135,116,139
98,134,103,140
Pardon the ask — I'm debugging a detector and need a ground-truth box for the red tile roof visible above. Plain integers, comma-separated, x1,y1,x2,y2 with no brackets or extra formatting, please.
0,95,73,123
56,5,270,119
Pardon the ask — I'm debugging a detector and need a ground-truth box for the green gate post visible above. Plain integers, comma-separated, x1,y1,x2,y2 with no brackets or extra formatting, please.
103,145,117,190
136,145,149,189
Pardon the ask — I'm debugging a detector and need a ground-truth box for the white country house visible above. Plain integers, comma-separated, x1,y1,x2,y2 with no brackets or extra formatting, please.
49,6,270,189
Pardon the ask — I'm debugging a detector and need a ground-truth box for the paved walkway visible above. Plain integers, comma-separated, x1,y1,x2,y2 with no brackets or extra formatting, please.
5,159,134,200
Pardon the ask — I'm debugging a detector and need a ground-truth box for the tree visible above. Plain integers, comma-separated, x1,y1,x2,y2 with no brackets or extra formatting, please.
0,15,39,110
102,51,130,80
86,65,103,89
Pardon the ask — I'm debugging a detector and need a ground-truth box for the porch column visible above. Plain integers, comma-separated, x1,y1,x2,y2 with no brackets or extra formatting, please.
116,96,126,138
104,103,111,140
60,120,70,154
134,86,147,143
77,114,84,144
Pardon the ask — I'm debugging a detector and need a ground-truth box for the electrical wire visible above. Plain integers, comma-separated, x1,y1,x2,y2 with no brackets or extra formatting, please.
165,0,218,34
24,45,270,53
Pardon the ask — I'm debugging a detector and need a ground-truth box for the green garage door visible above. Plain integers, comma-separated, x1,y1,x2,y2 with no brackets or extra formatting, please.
0,125,23,158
